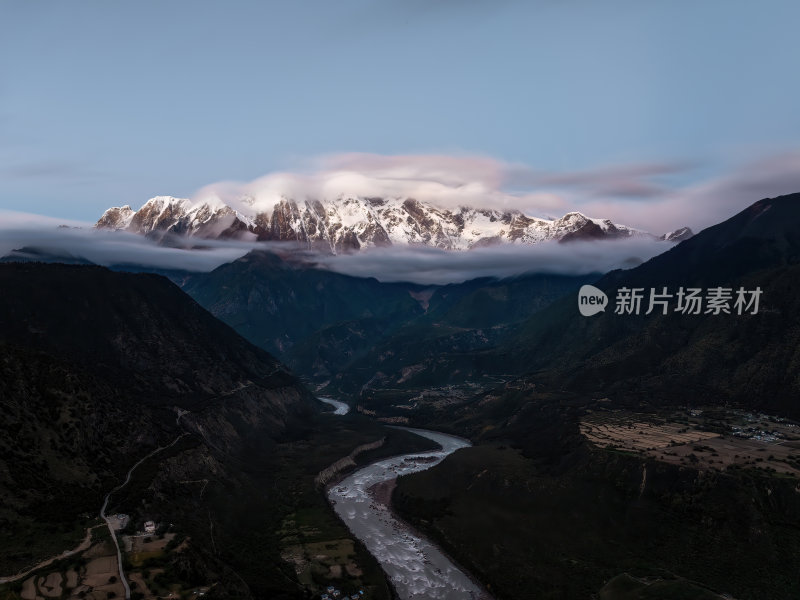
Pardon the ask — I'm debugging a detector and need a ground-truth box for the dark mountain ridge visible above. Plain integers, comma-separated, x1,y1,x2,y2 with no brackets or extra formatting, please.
0,263,303,406
340,193,800,421
497,193,800,419
385,195,800,600
0,263,320,595
181,251,596,391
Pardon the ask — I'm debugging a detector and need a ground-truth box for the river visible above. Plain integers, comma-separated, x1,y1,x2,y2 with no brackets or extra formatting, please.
319,396,350,415
327,426,493,600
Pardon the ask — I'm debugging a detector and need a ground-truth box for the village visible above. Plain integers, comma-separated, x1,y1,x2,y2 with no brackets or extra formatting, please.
2,511,373,600
580,406,800,476
2,516,213,600
319,586,366,600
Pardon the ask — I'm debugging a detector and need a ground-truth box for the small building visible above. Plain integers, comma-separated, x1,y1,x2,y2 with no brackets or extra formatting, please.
110,514,129,531
144,520,156,534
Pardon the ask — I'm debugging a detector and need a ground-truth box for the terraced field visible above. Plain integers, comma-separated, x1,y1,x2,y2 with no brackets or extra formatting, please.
581,408,800,475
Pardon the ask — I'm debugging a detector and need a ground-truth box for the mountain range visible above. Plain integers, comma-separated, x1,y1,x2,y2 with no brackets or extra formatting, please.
163,192,800,424
351,193,800,420
497,192,800,418
385,193,800,600
3,192,800,600
181,252,595,386
96,195,692,251
0,263,421,599
0,264,311,586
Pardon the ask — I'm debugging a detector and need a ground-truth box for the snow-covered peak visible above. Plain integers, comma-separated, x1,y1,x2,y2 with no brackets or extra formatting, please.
142,195,189,207
660,226,694,242
96,195,670,252
96,205,135,230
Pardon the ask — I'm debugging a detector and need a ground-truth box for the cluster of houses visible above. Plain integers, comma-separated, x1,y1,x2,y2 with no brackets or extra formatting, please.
320,586,365,600
109,513,130,531
107,514,157,535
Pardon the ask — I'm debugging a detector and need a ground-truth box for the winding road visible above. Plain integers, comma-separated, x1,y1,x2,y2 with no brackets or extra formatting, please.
5,397,486,600
100,433,188,600
1,432,188,591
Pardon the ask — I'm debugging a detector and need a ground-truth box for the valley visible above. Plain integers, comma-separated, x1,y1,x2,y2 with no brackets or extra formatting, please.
5,3,799,598
327,427,490,600
0,263,440,599
3,194,800,599
0,392,443,600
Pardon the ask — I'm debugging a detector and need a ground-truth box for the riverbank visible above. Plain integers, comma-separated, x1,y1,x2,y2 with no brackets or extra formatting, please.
327,428,493,600
366,476,496,600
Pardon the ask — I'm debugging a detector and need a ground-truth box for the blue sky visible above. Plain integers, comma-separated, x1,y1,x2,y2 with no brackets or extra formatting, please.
1,0,799,228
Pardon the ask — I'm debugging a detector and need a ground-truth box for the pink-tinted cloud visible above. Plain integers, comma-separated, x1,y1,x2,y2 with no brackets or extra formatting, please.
5,148,799,284
193,153,542,215
158,150,800,238
574,151,800,233
520,161,693,199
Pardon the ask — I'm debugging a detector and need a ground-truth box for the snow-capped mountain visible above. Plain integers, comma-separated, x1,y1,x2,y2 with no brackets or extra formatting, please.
95,196,254,241
96,195,687,251
658,226,694,242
